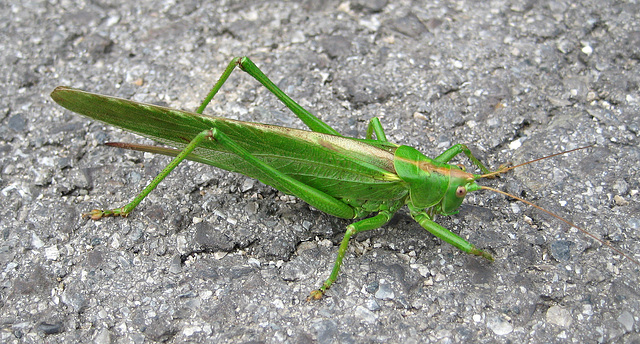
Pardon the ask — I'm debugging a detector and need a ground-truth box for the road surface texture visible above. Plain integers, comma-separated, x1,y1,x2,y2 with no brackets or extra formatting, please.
1,0,638,342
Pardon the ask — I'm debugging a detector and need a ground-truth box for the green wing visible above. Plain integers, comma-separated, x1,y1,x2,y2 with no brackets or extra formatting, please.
52,87,408,201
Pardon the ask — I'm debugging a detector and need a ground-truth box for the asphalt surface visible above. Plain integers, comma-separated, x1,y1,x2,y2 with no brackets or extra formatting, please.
1,0,639,343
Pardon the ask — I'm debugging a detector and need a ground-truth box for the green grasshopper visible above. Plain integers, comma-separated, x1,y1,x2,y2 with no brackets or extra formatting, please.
51,56,638,300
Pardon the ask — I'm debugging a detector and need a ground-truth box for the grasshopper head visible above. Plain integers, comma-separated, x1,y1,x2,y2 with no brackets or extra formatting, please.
439,166,482,215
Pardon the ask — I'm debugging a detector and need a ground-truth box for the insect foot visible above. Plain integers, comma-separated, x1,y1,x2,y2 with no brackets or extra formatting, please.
307,289,325,301
82,207,127,220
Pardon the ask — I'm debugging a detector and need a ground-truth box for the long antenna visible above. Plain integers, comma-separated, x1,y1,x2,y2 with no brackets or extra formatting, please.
481,185,640,266
479,145,594,179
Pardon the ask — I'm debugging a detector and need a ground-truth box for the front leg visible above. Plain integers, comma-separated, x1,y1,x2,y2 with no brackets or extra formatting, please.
434,144,491,174
409,205,493,261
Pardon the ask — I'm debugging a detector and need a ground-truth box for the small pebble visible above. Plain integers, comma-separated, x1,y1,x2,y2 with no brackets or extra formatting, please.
617,311,634,332
613,195,628,206
486,316,513,335
546,306,573,327
374,282,395,300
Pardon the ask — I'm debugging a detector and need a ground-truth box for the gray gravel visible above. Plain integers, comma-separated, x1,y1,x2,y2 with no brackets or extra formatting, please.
2,0,639,343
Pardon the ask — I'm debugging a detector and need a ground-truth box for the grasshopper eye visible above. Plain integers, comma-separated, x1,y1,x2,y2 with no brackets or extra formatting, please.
455,186,467,198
